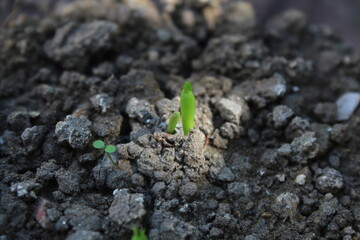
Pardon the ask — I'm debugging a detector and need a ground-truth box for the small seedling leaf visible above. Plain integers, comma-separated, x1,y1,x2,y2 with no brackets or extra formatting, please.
104,145,116,153
167,111,181,134
180,81,196,135
93,140,105,149
131,226,148,240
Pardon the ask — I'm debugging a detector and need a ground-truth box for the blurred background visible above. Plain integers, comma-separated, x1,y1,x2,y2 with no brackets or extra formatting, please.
2,0,360,53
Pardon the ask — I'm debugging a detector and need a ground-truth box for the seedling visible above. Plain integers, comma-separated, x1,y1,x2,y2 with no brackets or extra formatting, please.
167,111,181,134
131,226,148,240
180,81,196,135
92,140,117,166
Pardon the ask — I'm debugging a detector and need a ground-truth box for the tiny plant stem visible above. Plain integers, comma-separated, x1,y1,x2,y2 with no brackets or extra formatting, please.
180,81,196,135
167,111,181,134
106,152,117,166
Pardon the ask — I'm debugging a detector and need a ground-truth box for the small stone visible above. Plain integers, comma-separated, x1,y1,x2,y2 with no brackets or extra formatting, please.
314,102,337,123
271,105,294,128
55,169,81,194
152,182,166,197
276,174,285,182
90,94,114,113
215,98,245,125
336,92,360,121
295,174,306,185
108,189,146,227
55,115,92,149
21,126,47,153
227,182,251,198
66,230,103,240
131,173,145,187
178,182,198,199
209,227,223,238
275,192,299,219
7,112,31,133
328,155,341,168
217,167,235,182
331,124,349,144
36,159,59,181
316,167,344,193
10,180,42,199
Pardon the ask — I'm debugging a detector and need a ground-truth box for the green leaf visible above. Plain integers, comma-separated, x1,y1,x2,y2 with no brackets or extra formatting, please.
167,111,181,134
180,81,196,135
92,140,105,149
131,226,148,240
104,145,116,153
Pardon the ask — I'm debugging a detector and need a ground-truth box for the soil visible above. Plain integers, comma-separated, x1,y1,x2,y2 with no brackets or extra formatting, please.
1,0,360,240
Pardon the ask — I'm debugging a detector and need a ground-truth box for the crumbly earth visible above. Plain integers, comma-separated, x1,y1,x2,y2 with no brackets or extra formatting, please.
1,0,360,240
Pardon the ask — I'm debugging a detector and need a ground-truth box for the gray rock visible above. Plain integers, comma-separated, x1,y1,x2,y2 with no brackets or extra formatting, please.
314,102,337,123
7,112,31,133
178,182,198,199
311,123,332,157
215,98,245,125
209,227,224,238
279,132,319,164
45,21,118,70
331,124,349,144
92,62,114,78
10,180,42,199
109,189,146,226
66,230,103,240
55,115,92,149
65,205,104,231
36,159,60,181
227,182,251,198
316,167,344,193
217,167,235,182
220,1,256,34
295,174,306,185
219,122,241,139
285,116,310,140
126,97,158,125
318,195,338,217
271,105,294,128
120,70,164,104
156,98,180,120
21,126,47,153
90,94,114,114
55,169,81,194
149,210,198,240
275,192,299,220
336,92,360,121
151,182,166,197
266,9,306,37
91,113,122,138
232,73,287,107
137,148,177,180
317,50,342,73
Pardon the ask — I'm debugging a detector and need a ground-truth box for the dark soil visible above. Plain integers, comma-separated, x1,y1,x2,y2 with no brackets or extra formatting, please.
1,1,360,240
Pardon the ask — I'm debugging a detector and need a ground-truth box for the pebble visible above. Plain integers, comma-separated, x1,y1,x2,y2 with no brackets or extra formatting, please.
336,92,360,121
295,174,306,185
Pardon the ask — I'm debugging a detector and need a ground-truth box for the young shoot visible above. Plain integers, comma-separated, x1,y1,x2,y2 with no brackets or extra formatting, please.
131,226,148,240
92,140,117,166
167,111,180,134
180,81,196,135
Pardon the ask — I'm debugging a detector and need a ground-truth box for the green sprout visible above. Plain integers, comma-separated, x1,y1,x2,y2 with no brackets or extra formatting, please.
180,81,196,135
167,111,181,134
131,226,148,240
92,140,117,166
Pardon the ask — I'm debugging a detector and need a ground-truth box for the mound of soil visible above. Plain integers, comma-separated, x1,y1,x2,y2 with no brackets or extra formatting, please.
1,1,360,239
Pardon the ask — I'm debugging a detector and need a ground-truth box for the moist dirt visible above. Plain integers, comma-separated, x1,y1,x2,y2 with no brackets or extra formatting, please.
1,1,360,240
